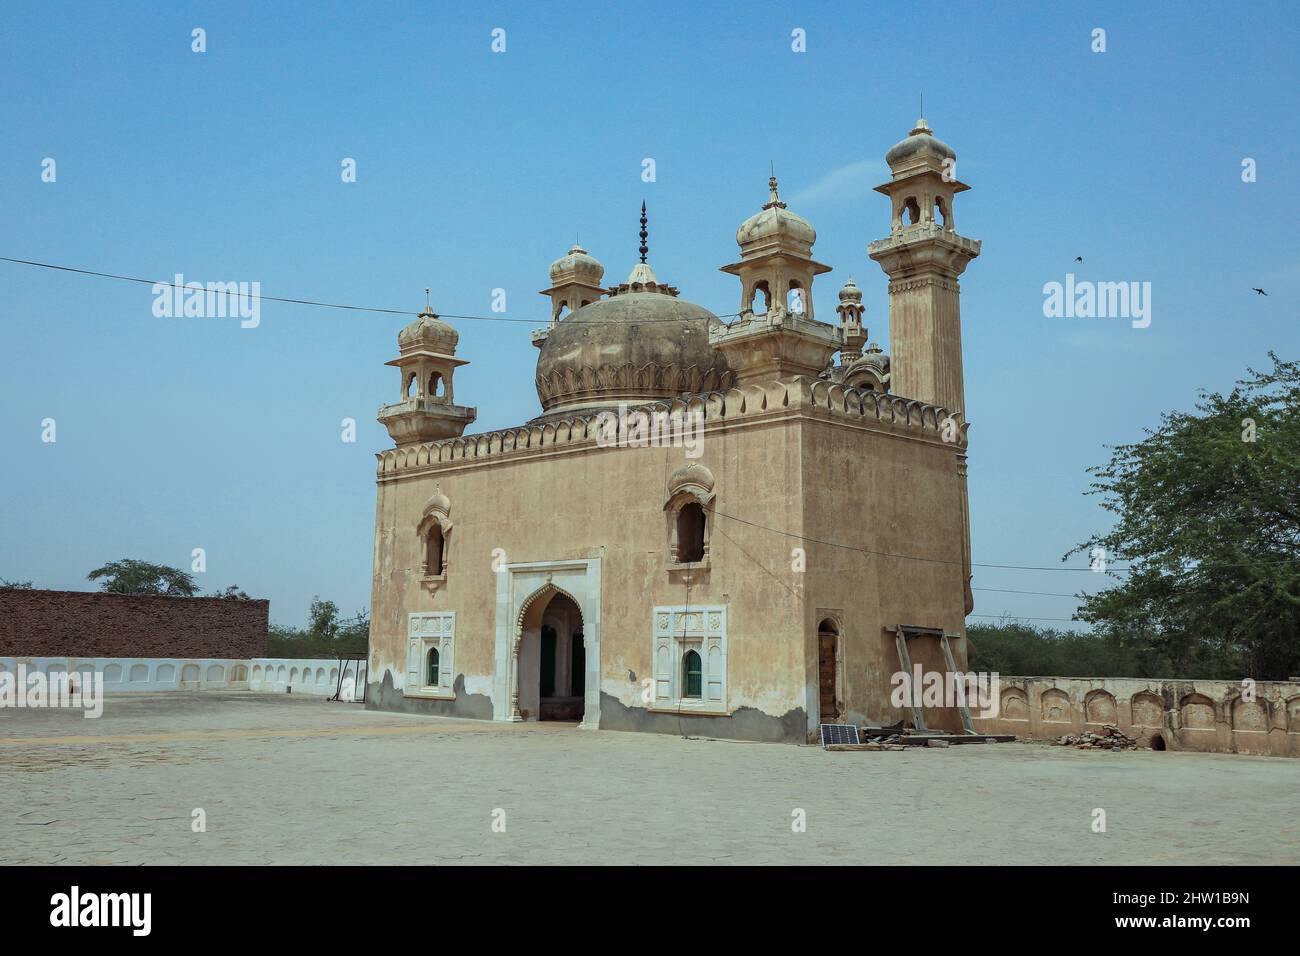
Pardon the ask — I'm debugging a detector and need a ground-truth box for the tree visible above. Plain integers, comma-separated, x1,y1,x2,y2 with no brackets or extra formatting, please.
307,597,340,641
212,585,251,599
266,598,369,658
1068,354,1300,679
87,559,198,597
0,579,34,589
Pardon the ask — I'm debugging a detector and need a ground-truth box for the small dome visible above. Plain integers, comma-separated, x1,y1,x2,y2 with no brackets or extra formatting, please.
736,176,816,251
668,461,715,496
398,307,459,354
549,243,604,286
885,117,956,170
858,343,890,371
838,278,863,303
423,488,451,517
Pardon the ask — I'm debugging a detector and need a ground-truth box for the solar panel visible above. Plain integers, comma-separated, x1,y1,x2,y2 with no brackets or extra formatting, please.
819,723,860,747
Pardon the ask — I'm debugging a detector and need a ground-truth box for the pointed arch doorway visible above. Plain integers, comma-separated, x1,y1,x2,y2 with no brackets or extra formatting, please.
494,559,602,728
529,590,585,721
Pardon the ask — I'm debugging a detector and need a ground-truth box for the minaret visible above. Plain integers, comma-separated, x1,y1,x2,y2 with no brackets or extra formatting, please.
835,277,867,361
377,292,477,446
867,116,980,418
539,242,605,324
712,174,839,384
720,172,831,321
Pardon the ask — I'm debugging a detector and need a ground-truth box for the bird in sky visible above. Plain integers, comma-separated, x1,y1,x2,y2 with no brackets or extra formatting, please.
1252,288,1268,296
1074,256,1083,262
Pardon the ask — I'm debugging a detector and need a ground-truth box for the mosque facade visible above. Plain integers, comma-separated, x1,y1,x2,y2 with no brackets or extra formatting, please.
366,118,980,742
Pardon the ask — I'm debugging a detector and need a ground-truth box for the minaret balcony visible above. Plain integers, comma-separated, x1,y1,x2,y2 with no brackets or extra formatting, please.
377,398,477,446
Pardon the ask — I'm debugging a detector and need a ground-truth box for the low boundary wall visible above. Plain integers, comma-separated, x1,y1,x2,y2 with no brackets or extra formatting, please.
973,676,1300,757
0,657,366,699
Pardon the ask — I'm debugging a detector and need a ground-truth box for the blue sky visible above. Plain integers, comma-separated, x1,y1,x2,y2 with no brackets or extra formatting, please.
2,1,1297,627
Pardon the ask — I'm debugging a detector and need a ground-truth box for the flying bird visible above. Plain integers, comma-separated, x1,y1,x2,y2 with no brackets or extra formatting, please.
1252,288,1268,296
1074,256,1083,262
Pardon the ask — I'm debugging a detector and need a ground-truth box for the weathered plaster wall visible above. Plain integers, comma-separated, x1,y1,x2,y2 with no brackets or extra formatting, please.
368,410,809,736
368,381,972,743
0,589,268,659
799,415,970,732
974,676,1300,757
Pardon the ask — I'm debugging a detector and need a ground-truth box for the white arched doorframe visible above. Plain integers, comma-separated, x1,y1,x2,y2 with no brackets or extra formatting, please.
494,559,602,728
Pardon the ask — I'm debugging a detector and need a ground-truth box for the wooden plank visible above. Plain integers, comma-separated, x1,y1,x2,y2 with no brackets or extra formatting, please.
939,631,977,734
893,629,928,732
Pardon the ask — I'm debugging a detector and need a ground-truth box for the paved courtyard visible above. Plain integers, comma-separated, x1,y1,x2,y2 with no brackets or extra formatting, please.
2,693,1296,865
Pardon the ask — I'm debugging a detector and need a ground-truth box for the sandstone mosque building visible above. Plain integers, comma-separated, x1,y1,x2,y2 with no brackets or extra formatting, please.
366,117,980,743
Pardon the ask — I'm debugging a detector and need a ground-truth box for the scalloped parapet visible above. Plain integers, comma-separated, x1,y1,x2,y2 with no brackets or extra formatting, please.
376,379,968,477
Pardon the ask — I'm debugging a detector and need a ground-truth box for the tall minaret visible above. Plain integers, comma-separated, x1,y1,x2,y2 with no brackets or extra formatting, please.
867,116,980,419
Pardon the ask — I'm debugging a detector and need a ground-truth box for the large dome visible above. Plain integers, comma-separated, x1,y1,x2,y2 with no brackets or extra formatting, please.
534,292,733,418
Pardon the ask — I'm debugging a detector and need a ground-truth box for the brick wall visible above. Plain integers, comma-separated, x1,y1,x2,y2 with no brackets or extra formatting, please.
0,589,268,659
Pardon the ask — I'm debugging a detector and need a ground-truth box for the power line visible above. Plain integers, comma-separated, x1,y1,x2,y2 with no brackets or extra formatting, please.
0,256,743,325
968,613,1081,624
973,586,1084,598
710,508,1123,574
710,508,1300,576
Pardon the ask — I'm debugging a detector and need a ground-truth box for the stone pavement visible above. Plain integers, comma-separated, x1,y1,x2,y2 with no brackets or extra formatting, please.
2,693,1296,865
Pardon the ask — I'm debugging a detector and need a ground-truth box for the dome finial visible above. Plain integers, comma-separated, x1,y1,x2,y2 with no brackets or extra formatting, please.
639,201,648,264
423,287,431,312
763,163,787,210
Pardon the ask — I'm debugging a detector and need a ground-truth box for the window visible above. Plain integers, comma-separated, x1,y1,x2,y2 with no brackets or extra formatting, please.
650,605,727,714
676,503,706,563
682,650,702,699
664,462,714,569
405,611,455,699
787,285,805,314
902,196,921,225
425,523,445,576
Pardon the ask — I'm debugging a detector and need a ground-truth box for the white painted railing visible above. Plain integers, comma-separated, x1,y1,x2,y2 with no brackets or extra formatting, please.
0,657,367,699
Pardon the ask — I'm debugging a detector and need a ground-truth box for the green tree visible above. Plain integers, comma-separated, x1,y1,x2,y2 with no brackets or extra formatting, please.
212,585,251,599
87,559,198,597
1067,354,1300,680
0,579,34,589
266,598,368,658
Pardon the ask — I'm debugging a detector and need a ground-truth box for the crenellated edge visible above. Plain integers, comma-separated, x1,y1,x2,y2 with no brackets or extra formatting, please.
376,379,968,477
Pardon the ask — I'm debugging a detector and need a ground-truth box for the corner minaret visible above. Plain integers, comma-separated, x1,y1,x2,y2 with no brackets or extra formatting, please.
721,172,831,320
867,116,980,418
377,292,477,447
712,174,839,384
539,242,605,324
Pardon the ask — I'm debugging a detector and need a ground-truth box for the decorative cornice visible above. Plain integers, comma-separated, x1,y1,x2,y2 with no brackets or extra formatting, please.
887,276,960,295
535,362,735,408
376,379,969,478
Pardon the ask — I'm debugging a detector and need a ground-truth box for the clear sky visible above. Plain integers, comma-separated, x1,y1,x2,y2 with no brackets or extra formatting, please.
2,1,1297,628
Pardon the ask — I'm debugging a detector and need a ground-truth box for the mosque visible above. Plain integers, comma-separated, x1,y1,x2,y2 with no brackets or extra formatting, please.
365,117,981,742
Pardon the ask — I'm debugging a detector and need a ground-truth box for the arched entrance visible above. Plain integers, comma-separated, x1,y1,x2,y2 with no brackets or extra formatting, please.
513,586,585,723
538,592,585,721
817,618,840,722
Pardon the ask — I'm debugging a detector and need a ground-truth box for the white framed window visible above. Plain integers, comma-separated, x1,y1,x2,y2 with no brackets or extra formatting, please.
406,611,455,699
651,605,727,714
